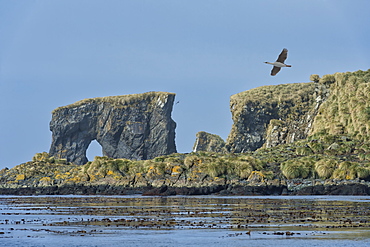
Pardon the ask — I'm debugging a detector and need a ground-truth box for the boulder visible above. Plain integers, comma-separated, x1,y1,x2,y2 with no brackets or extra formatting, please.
192,131,226,153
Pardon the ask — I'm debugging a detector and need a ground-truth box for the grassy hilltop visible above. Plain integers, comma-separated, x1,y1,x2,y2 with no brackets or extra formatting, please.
310,70,370,140
52,91,175,113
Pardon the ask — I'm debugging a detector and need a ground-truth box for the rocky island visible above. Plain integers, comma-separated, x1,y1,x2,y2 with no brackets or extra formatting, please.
1,69,370,195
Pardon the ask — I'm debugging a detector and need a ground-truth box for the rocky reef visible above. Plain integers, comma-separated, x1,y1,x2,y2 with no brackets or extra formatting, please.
49,92,177,165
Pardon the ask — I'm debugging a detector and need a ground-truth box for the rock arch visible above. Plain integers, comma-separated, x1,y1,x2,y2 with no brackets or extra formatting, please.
86,139,103,161
49,92,177,165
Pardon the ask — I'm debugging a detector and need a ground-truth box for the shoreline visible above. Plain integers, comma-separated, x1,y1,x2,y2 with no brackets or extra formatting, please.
0,181,369,196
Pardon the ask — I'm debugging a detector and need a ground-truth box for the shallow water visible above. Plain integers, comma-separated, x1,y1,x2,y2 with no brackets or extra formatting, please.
1,195,370,247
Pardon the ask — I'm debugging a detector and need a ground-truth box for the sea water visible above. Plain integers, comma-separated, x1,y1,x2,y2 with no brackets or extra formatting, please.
0,195,369,247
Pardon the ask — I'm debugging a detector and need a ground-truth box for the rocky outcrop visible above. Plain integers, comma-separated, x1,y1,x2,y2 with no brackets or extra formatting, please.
4,70,370,196
264,81,331,148
192,131,226,153
226,69,370,152
49,92,177,165
226,83,319,152
292,183,370,195
0,184,289,196
2,181,369,196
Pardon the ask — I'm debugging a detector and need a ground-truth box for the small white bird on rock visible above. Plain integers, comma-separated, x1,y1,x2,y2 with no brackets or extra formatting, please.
264,48,291,76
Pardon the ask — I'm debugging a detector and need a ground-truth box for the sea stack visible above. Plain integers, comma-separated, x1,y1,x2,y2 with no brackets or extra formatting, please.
49,92,177,165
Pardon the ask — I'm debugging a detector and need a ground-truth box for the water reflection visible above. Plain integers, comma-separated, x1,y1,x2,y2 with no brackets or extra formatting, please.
0,196,370,246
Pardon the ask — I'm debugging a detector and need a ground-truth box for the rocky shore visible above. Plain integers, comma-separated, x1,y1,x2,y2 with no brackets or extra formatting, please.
2,70,370,197
2,194,369,245
1,180,369,196
2,150,370,196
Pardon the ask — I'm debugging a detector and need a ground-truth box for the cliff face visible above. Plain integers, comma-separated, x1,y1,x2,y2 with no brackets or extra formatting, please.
263,82,330,148
226,83,318,152
49,92,177,165
226,69,370,152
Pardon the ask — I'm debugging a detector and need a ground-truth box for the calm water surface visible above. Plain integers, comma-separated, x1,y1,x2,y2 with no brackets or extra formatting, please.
1,195,370,247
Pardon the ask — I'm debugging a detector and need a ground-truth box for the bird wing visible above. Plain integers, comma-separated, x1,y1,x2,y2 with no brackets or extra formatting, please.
271,66,281,76
276,48,288,63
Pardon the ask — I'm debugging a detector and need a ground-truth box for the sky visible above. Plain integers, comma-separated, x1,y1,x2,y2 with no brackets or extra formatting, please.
1,0,370,170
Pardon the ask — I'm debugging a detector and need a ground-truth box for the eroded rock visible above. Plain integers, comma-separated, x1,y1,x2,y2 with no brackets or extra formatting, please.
49,92,177,165
226,83,320,152
192,131,226,153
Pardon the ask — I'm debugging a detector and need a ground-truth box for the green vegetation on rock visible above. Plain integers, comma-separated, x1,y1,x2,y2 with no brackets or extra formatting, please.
310,69,370,141
2,70,370,190
52,91,175,114
227,82,317,152
2,130,370,189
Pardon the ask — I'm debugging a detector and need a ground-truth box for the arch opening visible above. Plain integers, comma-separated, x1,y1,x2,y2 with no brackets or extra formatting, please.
86,139,103,161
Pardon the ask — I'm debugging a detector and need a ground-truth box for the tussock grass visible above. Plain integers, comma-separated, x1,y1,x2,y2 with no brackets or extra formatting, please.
311,69,370,141
3,70,370,186
227,82,317,151
230,82,315,122
52,92,175,114
315,159,337,179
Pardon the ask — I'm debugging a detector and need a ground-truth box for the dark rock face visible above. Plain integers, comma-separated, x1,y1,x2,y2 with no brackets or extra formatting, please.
0,184,289,196
293,183,370,195
264,82,331,148
226,83,322,152
227,103,279,152
192,131,226,153
1,183,369,196
49,92,177,165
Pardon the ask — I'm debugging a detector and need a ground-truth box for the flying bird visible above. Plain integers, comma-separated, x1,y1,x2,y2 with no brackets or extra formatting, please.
264,48,291,76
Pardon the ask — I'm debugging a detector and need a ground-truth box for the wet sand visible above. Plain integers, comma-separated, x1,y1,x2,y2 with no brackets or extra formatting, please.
1,195,370,247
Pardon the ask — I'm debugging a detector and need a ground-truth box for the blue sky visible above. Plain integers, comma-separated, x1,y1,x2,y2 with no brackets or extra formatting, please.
1,0,370,170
